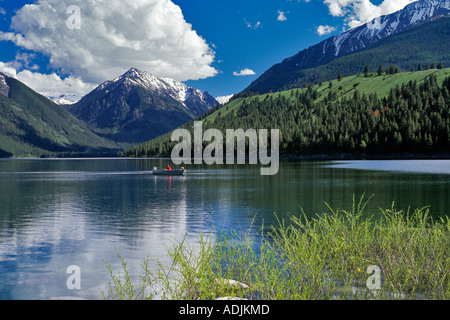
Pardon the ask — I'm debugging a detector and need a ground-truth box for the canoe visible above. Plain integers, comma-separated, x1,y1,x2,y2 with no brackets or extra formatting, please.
152,167,185,176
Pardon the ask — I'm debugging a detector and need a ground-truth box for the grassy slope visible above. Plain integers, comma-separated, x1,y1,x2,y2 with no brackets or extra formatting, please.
205,68,450,124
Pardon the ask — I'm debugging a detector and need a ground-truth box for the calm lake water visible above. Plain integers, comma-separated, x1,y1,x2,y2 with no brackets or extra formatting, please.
0,159,449,300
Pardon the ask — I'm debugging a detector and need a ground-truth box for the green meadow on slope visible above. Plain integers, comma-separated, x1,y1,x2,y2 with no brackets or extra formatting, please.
124,68,450,158
206,68,450,123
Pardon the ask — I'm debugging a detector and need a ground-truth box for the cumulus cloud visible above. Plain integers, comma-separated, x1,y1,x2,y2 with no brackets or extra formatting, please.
233,68,256,77
0,61,96,101
7,52,40,71
316,25,337,36
0,0,217,87
215,94,234,104
277,10,289,22
323,0,419,28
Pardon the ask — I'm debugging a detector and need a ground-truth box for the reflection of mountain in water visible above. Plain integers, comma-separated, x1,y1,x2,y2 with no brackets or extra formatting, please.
1,159,449,299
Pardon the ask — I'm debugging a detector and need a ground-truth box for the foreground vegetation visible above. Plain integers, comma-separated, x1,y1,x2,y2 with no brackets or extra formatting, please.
101,196,450,300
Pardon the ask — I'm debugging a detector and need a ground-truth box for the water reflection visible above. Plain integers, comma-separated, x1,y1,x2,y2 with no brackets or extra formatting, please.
0,159,449,299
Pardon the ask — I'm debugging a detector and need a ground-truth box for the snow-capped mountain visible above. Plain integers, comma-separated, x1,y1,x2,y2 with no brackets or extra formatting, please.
324,0,450,58
245,0,450,94
68,68,218,143
52,94,79,105
97,68,218,113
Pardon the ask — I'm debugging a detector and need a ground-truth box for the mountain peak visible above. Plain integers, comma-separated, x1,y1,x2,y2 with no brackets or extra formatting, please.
52,94,78,105
329,0,450,58
245,0,450,94
125,67,140,74
122,67,147,79
112,67,160,89
69,68,218,143
109,68,218,107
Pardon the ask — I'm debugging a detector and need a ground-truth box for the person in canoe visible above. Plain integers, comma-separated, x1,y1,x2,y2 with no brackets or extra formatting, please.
152,166,184,175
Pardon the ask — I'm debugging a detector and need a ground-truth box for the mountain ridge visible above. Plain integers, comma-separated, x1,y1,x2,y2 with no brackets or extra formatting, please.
245,0,450,94
267,16,450,92
68,68,219,144
0,72,122,157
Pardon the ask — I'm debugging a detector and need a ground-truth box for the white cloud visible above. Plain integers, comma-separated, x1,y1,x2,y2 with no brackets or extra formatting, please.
316,25,337,36
0,7,6,16
0,61,96,101
0,0,217,87
7,52,39,71
245,19,262,30
277,10,289,22
233,68,256,77
0,62,18,77
215,94,234,104
322,0,419,28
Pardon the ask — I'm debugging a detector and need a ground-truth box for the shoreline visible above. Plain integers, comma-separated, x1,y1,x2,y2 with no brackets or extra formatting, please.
279,153,450,160
100,197,450,300
2,153,450,161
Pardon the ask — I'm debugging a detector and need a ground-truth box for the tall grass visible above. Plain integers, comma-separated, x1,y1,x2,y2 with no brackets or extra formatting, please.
100,195,450,300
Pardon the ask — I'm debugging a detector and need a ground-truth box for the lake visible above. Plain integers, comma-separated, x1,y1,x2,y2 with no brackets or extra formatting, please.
0,159,449,300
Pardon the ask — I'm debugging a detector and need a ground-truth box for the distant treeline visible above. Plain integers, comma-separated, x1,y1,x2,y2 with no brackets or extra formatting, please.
124,75,450,157
234,62,446,100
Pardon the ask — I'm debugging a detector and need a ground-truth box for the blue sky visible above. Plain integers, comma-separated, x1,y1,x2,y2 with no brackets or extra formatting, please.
0,0,415,102
177,0,342,99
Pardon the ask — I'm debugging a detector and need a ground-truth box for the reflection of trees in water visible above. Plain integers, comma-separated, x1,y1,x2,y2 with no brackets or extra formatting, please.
0,159,449,299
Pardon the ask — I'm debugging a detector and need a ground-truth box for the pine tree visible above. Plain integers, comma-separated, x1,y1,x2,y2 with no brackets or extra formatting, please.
338,73,343,81
378,65,384,76
364,65,370,77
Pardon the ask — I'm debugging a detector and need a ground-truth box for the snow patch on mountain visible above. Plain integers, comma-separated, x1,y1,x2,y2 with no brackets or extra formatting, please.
328,0,450,58
244,0,449,95
0,73,9,97
333,31,352,56
100,68,217,110
84,67,218,119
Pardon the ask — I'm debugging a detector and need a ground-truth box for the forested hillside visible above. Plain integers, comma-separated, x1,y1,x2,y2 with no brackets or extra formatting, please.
0,74,122,158
124,69,450,158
